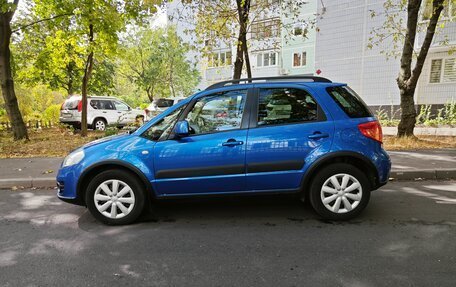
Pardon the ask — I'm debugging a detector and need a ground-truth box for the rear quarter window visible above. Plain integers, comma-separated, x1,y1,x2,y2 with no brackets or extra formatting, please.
326,86,373,118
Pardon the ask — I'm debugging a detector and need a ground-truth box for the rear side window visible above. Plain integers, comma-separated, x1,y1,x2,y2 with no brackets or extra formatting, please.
326,86,372,118
91,100,115,110
257,88,318,126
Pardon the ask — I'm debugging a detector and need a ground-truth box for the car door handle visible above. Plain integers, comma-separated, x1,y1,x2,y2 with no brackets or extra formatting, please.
102,111,107,114
222,139,244,147
308,132,329,139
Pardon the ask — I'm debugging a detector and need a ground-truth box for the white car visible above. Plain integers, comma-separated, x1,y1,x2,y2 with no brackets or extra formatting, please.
144,97,186,120
59,96,145,131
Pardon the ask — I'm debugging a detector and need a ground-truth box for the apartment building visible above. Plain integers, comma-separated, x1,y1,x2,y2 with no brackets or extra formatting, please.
167,0,456,106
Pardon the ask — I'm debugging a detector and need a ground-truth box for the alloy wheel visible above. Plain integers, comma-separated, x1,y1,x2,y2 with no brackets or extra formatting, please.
95,120,106,131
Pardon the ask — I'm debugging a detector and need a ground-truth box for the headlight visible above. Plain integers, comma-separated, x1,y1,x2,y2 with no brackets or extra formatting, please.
62,149,85,167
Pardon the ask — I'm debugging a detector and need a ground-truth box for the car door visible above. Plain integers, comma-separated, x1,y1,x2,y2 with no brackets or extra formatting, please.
95,99,117,125
114,100,134,125
152,88,251,196
245,85,334,191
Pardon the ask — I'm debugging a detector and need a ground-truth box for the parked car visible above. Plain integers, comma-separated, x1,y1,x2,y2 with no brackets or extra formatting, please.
59,95,145,131
57,76,391,225
144,97,185,120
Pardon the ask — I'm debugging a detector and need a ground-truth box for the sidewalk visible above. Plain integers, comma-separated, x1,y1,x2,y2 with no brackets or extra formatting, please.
0,150,455,189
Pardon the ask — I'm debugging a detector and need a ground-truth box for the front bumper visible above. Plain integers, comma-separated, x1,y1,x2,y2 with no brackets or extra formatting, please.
56,165,85,206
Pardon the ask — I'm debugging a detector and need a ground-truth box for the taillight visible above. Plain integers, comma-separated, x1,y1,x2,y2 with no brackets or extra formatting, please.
358,121,383,143
60,103,65,110
77,100,82,112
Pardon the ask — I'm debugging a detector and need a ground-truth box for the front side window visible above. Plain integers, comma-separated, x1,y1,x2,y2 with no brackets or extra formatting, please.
257,88,318,126
185,90,247,135
142,106,185,141
114,101,129,111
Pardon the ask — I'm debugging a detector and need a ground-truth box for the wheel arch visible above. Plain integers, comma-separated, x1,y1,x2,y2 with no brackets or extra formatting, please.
92,117,107,125
77,160,155,206
301,151,379,194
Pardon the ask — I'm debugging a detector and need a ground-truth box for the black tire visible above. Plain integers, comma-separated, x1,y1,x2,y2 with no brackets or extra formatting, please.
308,163,371,221
86,169,145,225
93,118,107,131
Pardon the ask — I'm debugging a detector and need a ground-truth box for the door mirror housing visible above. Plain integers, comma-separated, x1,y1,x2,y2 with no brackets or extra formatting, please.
174,120,190,138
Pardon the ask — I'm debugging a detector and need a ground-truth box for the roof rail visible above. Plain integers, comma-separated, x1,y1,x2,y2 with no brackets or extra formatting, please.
205,76,332,90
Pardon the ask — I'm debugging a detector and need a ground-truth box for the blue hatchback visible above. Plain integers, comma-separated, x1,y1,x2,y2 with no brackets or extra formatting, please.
57,76,391,225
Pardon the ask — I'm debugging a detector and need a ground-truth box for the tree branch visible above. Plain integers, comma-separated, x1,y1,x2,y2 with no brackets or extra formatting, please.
12,13,74,33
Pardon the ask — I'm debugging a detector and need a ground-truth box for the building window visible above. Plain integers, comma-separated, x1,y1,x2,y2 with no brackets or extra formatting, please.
429,58,456,83
422,0,456,21
443,58,456,82
293,52,307,67
207,51,232,68
256,52,277,67
251,19,281,40
292,23,308,37
430,59,442,83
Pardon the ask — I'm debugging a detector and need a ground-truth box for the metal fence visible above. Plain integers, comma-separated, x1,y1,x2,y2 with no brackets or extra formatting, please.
0,120,57,131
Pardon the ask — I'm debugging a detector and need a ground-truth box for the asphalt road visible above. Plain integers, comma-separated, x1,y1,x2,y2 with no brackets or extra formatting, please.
0,181,455,287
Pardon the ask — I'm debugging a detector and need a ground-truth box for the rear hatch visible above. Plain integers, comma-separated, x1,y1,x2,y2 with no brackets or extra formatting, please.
60,97,82,121
326,85,382,143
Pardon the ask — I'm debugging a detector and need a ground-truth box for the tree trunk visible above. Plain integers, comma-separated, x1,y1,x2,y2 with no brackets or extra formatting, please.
0,5,28,140
397,85,417,136
81,23,94,137
233,28,243,80
146,86,153,102
241,32,252,78
396,0,444,137
233,0,251,80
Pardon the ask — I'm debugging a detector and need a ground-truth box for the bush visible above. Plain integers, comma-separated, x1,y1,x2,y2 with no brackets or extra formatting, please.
42,104,61,123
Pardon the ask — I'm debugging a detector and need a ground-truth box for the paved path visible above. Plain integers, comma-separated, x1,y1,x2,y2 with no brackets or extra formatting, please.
0,149,455,188
0,181,455,286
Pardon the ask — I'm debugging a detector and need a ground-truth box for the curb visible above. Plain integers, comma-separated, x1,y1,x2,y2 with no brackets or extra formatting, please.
0,177,56,189
390,169,456,180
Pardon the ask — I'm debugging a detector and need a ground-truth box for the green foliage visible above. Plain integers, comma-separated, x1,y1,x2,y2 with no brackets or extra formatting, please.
119,26,200,101
42,104,61,123
104,127,118,137
13,0,160,97
416,101,456,127
376,105,401,127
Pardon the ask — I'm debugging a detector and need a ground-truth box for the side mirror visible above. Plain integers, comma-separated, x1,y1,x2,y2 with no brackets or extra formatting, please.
174,120,190,138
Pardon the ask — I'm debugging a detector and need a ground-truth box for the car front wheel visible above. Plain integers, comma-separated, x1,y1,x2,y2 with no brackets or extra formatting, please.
309,163,370,221
86,170,145,225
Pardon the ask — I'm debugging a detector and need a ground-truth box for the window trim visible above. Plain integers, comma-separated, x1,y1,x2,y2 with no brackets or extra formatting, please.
249,86,326,130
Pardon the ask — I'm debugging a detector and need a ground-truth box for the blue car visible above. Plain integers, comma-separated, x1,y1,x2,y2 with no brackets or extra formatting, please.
57,76,391,225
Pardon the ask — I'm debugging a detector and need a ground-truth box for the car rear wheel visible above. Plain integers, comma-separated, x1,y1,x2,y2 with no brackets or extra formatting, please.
86,170,145,225
93,118,107,131
309,163,370,221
